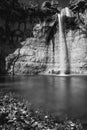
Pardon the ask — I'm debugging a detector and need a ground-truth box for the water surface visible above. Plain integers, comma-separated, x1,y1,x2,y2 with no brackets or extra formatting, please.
0,75,87,122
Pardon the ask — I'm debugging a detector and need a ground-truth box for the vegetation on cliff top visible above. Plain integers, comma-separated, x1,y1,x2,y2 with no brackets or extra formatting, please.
0,0,59,45
69,0,87,32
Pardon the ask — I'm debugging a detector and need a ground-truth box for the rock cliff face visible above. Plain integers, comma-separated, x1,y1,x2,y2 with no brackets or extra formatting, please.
67,30,87,74
6,38,47,75
6,3,87,75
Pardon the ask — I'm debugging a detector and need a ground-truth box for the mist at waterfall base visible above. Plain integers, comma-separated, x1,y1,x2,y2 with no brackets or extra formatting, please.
57,7,72,75
1,75,87,122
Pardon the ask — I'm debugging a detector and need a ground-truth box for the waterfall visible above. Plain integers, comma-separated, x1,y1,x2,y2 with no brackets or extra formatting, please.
58,10,70,74
65,7,72,17
65,7,73,73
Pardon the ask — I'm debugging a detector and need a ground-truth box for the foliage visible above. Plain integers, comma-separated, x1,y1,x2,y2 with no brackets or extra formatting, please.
0,0,60,45
0,0,29,46
69,0,87,13
69,0,87,33
0,91,85,130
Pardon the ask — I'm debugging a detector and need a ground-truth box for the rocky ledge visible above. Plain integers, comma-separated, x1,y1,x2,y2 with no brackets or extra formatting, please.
6,37,47,75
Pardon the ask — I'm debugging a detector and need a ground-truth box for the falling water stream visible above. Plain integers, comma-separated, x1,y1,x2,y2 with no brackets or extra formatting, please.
58,12,69,74
58,7,73,74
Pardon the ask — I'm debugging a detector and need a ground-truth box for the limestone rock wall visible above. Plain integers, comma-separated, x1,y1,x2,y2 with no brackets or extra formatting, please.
45,31,60,74
6,38,47,75
67,30,87,74
6,28,87,75
6,6,87,75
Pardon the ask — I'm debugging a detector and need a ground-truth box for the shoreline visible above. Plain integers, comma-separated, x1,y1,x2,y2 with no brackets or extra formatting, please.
1,73,87,77
39,73,87,77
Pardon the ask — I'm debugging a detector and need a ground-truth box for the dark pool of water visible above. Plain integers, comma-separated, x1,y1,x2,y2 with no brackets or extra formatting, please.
0,75,87,122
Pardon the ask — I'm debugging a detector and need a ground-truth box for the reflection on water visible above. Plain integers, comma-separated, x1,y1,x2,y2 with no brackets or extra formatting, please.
0,75,87,121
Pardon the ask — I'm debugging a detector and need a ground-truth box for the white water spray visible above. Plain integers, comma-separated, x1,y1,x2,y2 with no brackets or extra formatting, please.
58,8,71,74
